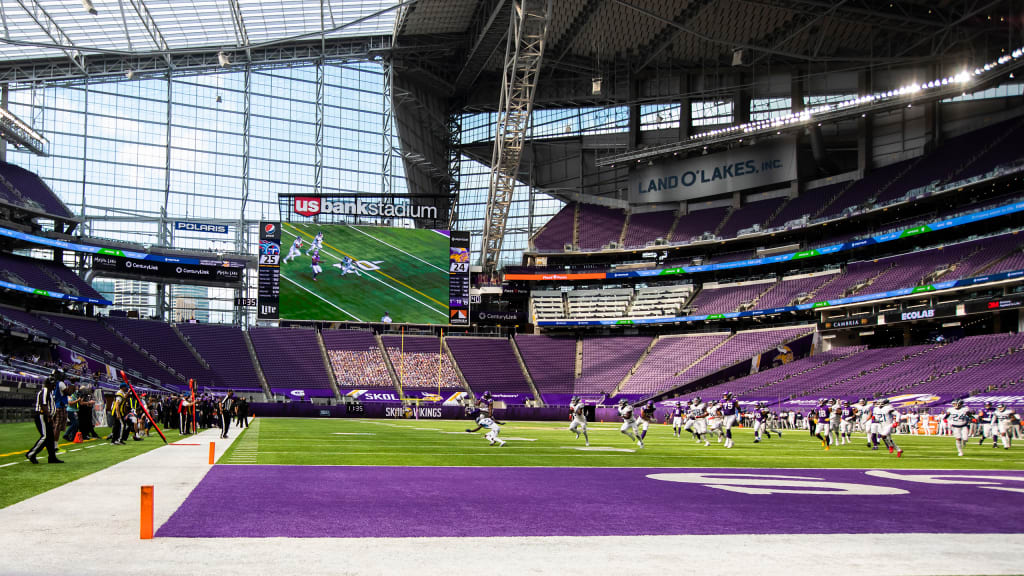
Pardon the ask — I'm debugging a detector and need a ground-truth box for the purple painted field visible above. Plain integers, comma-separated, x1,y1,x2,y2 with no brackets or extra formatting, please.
157,466,1024,538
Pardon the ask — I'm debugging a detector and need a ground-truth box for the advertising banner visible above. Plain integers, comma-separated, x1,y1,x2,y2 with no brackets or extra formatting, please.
629,137,797,203
174,221,229,234
882,303,958,324
91,254,243,284
472,305,528,325
339,388,469,405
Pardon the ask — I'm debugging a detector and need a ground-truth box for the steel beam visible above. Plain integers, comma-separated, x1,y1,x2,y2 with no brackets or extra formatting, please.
12,0,87,75
479,0,552,274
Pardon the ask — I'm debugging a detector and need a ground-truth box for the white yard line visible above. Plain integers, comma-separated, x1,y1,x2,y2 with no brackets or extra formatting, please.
281,274,363,322
348,226,447,273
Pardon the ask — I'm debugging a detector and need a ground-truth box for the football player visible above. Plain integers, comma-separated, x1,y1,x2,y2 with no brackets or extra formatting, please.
478,391,506,425
813,399,832,450
945,399,973,456
310,249,322,281
828,399,841,445
464,407,506,446
721,392,740,448
690,396,709,447
871,398,902,457
993,403,1015,449
670,401,685,438
856,398,873,445
568,396,589,446
617,399,641,447
839,400,856,445
707,401,724,443
978,402,997,447
752,402,767,443
636,401,656,448
335,255,358,276
284,236,303,263
308,230,324,255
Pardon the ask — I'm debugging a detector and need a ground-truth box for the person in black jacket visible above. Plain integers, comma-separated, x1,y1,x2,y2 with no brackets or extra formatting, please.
219,391,235,438
26,375,63,464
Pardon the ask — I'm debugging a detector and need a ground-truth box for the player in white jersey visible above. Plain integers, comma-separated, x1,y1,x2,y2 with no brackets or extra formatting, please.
944,399,973,456
856,399,873,444
871,398,902,456
284,236,304,263
465,408,505,446
617,399,642,447
568,396,589,446
689,397,709,446
706,401,724,443
993,404,1016,449
307,231,324,255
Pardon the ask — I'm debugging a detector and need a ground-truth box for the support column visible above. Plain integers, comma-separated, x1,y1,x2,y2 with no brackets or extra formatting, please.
857,69,872,173
0,84,6,164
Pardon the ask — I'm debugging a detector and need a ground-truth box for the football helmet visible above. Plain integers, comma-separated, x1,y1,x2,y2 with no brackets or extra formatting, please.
954,399,964,408
997,404,1005,411
694,396,701,404
675,402,681,407
619,398,629,407
722,392,731,399
985,402,993,410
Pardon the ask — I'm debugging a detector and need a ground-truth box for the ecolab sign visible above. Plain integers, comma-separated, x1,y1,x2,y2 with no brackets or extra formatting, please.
293,197,437,219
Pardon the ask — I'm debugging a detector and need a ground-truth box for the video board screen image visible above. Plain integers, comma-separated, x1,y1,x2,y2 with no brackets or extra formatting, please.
278,222,451,325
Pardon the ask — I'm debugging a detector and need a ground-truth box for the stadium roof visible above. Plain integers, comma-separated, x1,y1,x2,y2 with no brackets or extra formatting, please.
0,0,401,64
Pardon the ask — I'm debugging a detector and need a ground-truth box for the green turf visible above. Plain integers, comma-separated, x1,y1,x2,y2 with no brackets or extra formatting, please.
219,417,1024,470
0,422,184,509
280,222,449,325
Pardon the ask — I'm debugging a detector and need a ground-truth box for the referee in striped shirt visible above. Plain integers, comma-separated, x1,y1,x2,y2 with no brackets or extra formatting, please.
26,374,63,464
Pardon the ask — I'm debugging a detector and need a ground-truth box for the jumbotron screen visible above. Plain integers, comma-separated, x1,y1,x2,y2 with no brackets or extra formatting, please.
277,222,456,325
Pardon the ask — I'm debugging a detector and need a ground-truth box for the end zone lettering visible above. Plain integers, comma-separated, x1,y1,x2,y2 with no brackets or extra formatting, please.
292,197,437,220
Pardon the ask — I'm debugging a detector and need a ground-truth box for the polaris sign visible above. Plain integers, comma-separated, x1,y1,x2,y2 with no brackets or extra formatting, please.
628,137,797,203
292,197,437,220
174,221,229,235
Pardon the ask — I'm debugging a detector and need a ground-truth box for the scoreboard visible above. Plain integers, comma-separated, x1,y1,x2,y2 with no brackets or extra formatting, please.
257,221,281,319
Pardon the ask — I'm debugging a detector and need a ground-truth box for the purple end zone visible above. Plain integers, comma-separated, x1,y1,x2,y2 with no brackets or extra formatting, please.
157,466,1024,538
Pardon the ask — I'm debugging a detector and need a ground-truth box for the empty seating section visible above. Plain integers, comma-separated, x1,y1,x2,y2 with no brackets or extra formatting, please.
380,335,461,389
176,323,263,391
446,337,532,396
577,204,626,250
724,333,1024,403
718,197,786,238
622,334,730,395
958,119,1024,176
629,285,693,317
687,282,771,313
697,347,865,399
819,161,911,219
532,290,565,320
566,288,632,319
532,203,575,251
322,329,391,388
574,336,652,394
40,313,179,385
623,210,675,248
105,317,212,385
768,183,844,227
670,206,729,242
0,161,75,218
664,326,813,389
248,327,332,391
0,307,58,336
0,252,103,300
756,274,836,308
515,335,576,395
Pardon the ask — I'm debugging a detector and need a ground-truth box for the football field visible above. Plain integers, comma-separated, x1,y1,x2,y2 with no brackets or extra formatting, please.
280,222,450,324
219,417,1024,469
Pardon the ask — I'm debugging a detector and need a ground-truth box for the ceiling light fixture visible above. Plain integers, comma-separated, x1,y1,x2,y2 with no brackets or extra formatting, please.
82,0,98,15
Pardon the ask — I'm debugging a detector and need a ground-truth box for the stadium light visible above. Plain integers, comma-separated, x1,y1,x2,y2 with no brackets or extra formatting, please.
82,0,97,15
596,45,1024,165
218,51,231,67
125,69,135,80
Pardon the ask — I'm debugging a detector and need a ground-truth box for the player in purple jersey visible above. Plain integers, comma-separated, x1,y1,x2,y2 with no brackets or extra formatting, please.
720,392,740,448
813,399,832,450
978,403,997,447
839,401,856,445
637,401,656,446
752,402,767,443
310,250,322,281
670,402,685,438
